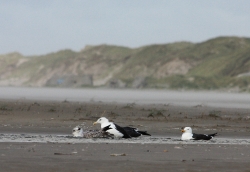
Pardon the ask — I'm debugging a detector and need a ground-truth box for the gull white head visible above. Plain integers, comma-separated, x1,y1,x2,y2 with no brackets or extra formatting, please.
93,117,109,125
181,127,192,134
72,126,83,137
181,127,193,140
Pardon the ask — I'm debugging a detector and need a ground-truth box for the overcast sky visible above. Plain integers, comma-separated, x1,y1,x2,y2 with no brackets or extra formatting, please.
1,0,250,56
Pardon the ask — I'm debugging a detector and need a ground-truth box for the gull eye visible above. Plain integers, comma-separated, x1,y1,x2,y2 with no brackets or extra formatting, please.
78,128,81,130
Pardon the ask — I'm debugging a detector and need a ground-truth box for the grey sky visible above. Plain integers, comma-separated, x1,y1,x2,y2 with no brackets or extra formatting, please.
1,0,250,56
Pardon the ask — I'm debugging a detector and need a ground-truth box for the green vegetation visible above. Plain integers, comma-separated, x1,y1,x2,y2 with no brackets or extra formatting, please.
1,36,250,91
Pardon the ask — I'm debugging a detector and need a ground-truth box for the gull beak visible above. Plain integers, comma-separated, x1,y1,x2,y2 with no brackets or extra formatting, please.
93,121,97,125
181,129,185,133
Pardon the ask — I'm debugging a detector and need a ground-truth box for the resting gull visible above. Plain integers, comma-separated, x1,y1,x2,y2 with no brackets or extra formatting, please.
93,117,151,138
181,127,217,140
72,125,112,138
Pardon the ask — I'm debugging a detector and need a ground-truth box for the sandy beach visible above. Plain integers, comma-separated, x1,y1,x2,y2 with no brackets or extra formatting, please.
0,89,250,172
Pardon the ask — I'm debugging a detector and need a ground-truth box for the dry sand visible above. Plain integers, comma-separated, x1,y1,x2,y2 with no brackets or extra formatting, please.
0,98,250,172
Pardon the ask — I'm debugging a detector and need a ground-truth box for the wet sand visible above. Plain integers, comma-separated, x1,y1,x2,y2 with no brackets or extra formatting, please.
0,98,250,171
1,143,250,172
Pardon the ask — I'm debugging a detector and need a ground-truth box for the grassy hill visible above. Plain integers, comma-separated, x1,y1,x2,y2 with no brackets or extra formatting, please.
1,36,250,91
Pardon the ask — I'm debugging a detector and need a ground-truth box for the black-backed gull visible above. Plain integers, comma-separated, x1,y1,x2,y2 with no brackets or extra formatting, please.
181,127,217,140
93,117,151,138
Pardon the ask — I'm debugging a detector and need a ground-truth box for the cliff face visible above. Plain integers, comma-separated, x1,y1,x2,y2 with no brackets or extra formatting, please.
1,36,250,91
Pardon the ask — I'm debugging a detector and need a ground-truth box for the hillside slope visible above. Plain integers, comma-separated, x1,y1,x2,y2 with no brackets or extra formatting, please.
1,36,250,91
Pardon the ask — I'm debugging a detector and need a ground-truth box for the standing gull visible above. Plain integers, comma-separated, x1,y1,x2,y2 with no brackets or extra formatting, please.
181,127,217,140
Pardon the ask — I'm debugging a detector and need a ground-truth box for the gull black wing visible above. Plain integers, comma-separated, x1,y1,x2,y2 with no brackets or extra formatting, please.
137,130,151,136
123,127,141,137
192,133,217,140
102,125,112,132
123,127,151,137
114,124,131,138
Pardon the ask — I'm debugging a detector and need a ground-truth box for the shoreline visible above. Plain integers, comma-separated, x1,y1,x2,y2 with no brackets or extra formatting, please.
1,87,250,108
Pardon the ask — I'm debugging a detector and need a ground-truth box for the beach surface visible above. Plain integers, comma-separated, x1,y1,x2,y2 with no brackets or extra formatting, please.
0,88,250,171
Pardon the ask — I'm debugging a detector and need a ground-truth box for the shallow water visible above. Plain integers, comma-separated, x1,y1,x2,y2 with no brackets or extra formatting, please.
1,133,250,145
1,87,250,108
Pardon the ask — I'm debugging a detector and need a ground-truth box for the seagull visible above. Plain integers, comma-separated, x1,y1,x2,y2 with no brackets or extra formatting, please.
72,126,84,137
181,127,217,140
72,125,112,138
93,117,131,138
93,117,151,138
